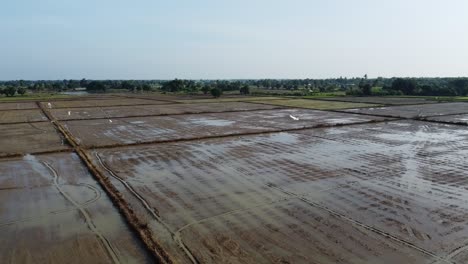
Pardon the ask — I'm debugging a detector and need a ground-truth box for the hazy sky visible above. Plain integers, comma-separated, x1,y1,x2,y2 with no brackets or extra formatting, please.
1,0,468,80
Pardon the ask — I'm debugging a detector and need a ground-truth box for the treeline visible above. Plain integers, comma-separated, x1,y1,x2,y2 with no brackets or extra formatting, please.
1,77,468,97
160,79,249,96
348,78,468,96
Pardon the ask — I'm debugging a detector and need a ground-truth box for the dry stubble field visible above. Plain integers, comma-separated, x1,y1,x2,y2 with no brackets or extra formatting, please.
1,94,468,264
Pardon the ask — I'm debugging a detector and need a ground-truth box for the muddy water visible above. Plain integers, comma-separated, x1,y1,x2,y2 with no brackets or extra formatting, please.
0,153,152,263
92,120,468,263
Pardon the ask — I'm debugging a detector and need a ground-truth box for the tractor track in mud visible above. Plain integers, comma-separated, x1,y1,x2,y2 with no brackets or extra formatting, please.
95,152,200,264
42,161,121,264
264,183,453,264
0,183,101,228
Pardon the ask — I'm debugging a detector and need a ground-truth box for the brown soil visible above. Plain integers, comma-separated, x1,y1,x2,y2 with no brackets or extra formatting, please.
0,122,69,157
0,109,48,124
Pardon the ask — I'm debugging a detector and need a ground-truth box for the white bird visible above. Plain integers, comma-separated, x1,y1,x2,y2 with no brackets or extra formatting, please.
47,102,52,109
68,111,71,116
289,115,299,121
109,119,113,123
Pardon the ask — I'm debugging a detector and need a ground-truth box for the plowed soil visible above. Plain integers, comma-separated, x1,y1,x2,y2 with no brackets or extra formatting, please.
0,122,69,156
0,109,48,124
0,102,38,110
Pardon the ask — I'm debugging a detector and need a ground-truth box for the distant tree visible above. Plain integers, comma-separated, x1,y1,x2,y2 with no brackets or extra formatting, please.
141,84,152,91
210,87,222,98
201,85,211,95
362,84,372,96
4,86,17,97
67,80,80,89
121,81,136,91
162,79,185,92
86,81,106,92
449,79,468,96
80,78,88,88
17,87,27,96
52,82,64,92
240,85,250,95
392,78,417,95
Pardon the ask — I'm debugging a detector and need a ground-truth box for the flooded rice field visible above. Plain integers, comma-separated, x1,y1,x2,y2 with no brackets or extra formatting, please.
41,98,171,108
344,102,468,118
1,94,468,263
49,102,281,121
252,98,379,110
91,120,468,263
318,96,439,105
61,108,390,148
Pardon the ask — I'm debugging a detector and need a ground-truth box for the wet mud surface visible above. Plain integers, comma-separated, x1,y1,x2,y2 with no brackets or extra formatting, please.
0,152,152,263
425,113,468,125
91,120,468,263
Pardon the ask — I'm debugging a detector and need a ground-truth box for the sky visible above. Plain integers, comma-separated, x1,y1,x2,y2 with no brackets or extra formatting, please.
1,0,468,80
